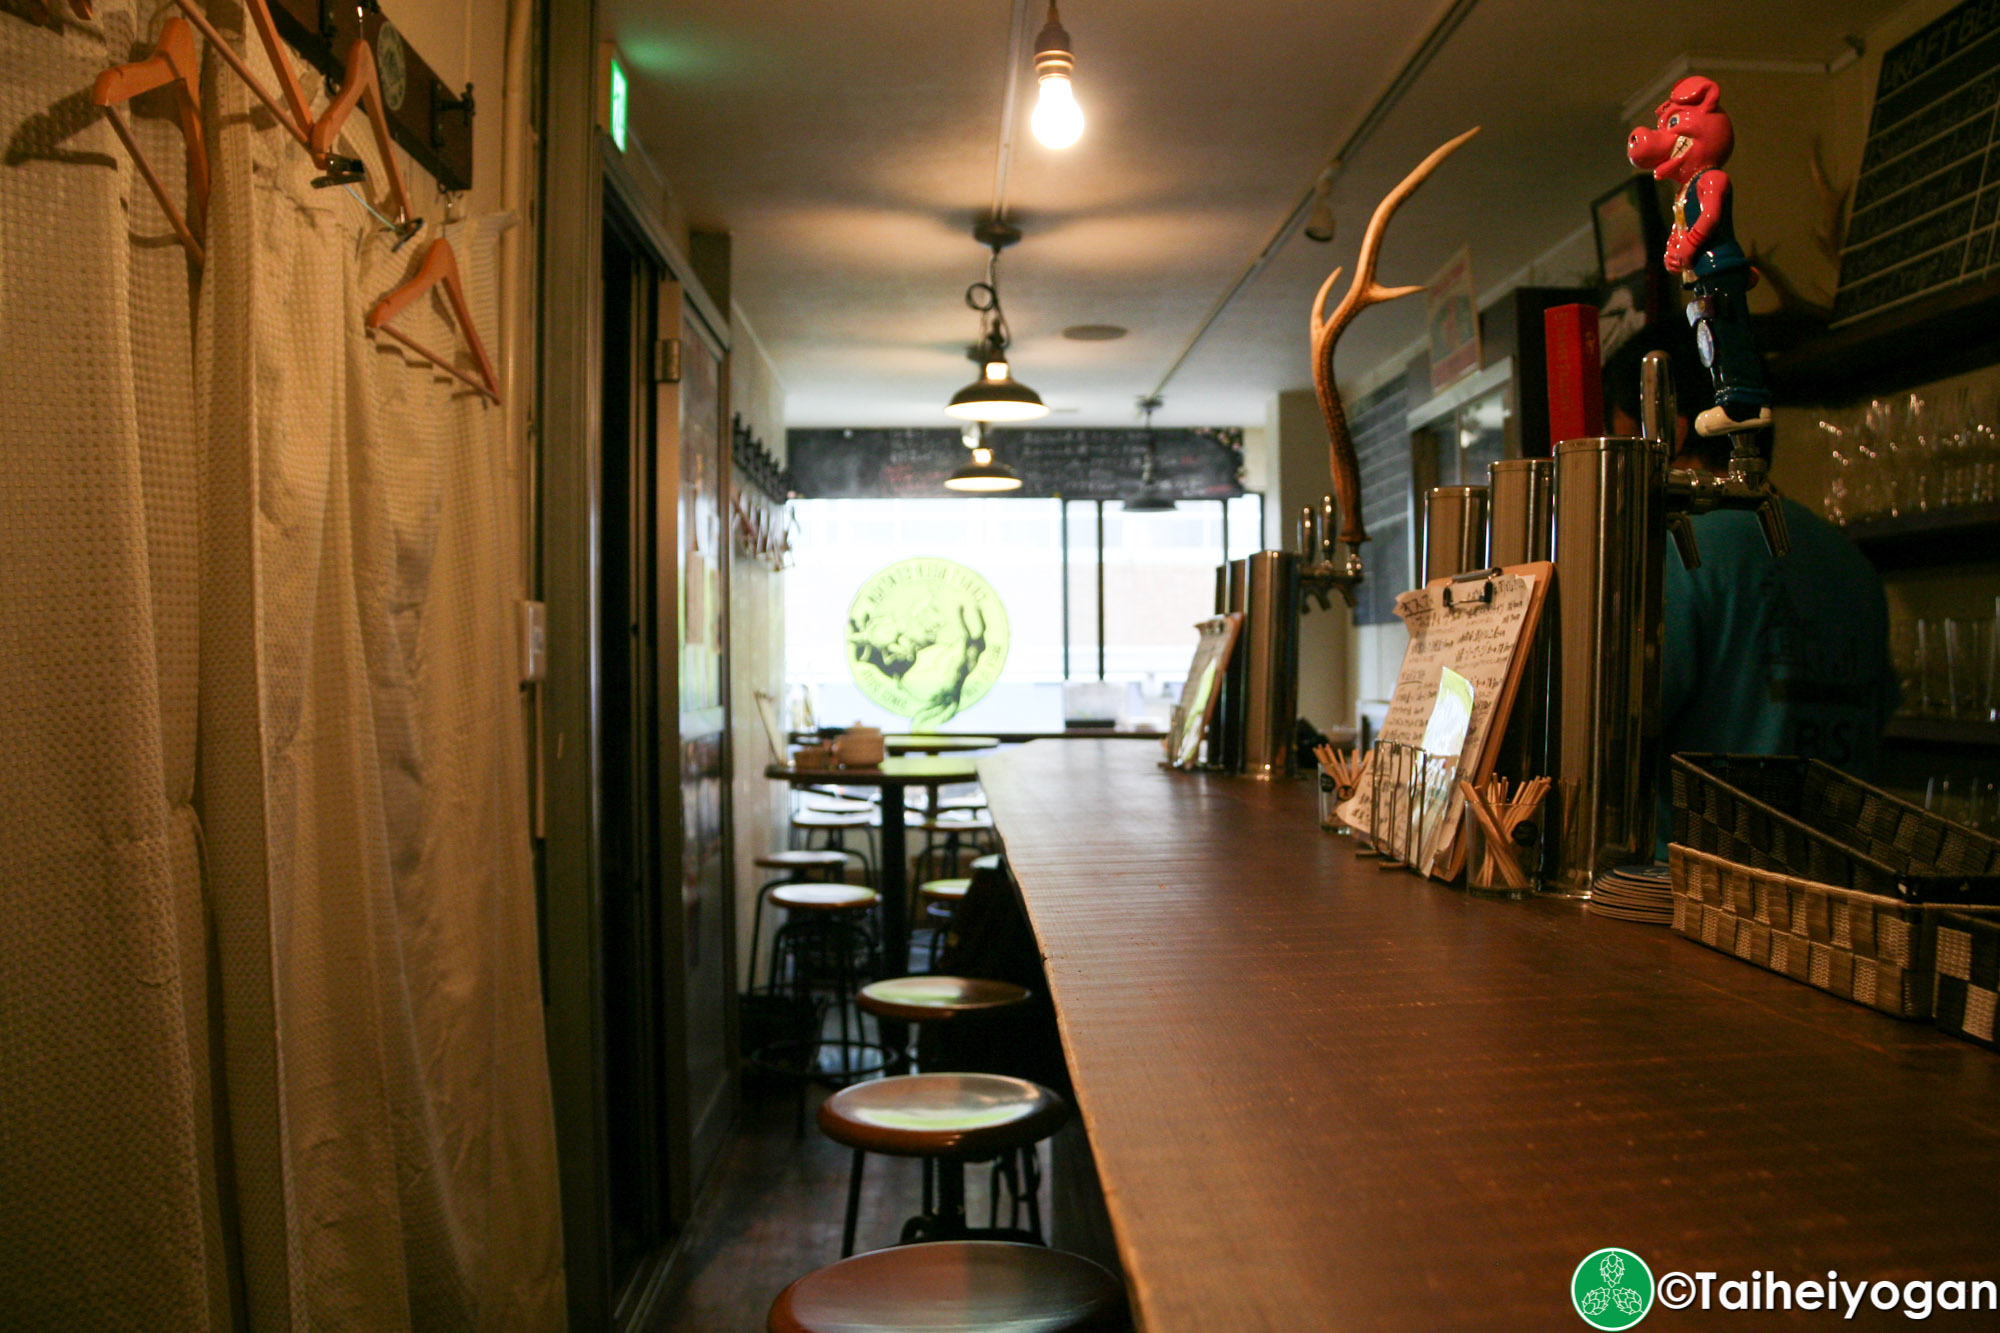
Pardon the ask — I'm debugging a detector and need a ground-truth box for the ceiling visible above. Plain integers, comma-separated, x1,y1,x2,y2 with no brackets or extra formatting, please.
611,0,1903,428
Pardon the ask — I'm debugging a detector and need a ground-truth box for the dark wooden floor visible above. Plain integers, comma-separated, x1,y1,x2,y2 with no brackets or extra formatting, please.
649,1072,1049,1332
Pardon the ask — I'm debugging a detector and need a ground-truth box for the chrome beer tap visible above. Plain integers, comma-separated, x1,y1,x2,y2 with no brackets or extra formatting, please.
1297,493,1359,612
1648,350,1790,568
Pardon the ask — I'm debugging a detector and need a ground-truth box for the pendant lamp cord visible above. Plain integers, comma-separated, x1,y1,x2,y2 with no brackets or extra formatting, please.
965,243,1012,357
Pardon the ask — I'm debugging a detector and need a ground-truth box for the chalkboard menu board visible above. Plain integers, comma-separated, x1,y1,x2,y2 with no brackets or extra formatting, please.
787,426,1244,500
1349,373,1415,627
1834,0,2000,326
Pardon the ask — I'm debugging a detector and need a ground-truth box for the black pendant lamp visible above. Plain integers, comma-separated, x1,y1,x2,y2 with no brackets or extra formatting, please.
945,424,1023,492
1123,397,1178,511
944,220,1050,424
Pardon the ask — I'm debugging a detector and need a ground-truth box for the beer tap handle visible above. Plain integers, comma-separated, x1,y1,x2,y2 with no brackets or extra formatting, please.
1298,504,1319,561
1640,350,1676,446
1320,494,1338,562
1754,494,1790,559
1666,511,1702,569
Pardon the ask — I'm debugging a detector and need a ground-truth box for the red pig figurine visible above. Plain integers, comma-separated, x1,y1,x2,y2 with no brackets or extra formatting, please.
1627,76,1773,437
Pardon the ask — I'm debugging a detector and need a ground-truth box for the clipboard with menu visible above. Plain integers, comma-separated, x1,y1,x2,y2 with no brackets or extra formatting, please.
1165,613,1242,770
1333,562,1552,879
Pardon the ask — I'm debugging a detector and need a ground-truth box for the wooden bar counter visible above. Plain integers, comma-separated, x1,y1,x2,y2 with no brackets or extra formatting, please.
979,740,2000,1331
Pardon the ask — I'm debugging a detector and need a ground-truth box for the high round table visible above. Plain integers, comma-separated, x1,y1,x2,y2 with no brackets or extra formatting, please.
765,753,983,968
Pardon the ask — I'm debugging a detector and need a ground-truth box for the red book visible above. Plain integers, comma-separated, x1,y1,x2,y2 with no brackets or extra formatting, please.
1543,304,1604,448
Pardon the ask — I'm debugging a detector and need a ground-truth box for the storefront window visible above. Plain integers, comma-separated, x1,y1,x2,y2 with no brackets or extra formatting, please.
786,495,1263,733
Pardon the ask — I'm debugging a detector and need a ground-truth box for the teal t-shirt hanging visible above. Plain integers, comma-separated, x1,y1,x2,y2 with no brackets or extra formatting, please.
1655,498,1899,859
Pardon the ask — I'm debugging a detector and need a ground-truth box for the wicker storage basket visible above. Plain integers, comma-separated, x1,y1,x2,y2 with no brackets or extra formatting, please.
1669,754,2000,905
1934,913,2000,1051
1669,844,2000,1019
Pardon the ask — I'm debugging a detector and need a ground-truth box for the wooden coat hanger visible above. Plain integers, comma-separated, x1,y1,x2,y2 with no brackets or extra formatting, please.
170,0,314,155
171,0,418,238
92,16,207,265
308,36,416,233
367,236,500,404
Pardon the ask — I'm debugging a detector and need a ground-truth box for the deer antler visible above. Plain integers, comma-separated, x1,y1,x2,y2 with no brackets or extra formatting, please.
1311,126,1480,551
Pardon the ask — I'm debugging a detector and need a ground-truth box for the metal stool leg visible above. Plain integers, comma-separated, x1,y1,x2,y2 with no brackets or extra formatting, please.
841,1148,866,1258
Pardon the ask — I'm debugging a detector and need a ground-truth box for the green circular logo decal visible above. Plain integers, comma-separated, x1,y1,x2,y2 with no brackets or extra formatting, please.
846,558,1009,729
1571,1249,1653,1329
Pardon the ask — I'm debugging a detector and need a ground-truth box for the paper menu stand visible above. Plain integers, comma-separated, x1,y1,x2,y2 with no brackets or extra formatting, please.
1165,613,1242,770
1334,563,1553,879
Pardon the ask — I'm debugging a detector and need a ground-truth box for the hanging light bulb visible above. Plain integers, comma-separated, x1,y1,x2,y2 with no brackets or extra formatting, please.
1030,3,1083,149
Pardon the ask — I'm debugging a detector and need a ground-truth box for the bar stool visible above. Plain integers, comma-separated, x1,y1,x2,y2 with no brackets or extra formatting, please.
856,976,1036,1255
769,1241,1127,1333
914,811,994,883
791,809,876,884
914,877,969,968
819,1072,1067,1257
759,884,894,1134
750,849,852,985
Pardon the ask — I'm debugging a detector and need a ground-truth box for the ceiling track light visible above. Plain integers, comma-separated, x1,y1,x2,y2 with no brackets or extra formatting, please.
1124,396,1178,512
1303,165,1338,244
945,423,1024,492
1030,2,1083,149
945,219,1050,424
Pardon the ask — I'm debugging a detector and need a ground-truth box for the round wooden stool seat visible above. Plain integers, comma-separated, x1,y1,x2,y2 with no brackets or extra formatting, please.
803,795,876,815
756,849,852,873
769,1240,1126,1333
917,877,970,903
970,852,1002,872
924,812,994,833
859,975,1031,1023
818,1073,1068,1159
793,810,874,830
770,884,878,913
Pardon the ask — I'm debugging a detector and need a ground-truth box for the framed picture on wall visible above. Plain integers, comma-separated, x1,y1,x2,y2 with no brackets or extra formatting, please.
1592,177,1670,363
1593,178,1658,283
1426,247,1481,393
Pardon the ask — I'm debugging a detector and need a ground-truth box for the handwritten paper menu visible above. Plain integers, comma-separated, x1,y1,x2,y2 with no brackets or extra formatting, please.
1334,563,1551,877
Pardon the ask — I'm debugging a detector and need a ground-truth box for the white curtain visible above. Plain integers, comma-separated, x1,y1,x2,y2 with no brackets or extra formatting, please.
1,5,564,1327
0,4,212,1327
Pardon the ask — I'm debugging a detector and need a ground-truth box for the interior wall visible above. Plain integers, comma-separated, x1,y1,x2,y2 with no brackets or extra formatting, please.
378,0,513,219
728,309,790,980
1273,388,1356,731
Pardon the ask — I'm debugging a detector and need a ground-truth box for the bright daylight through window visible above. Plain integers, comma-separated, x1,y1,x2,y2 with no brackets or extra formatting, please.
786,496,1263,734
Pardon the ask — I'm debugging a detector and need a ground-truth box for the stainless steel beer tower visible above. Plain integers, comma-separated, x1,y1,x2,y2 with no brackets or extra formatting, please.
1487,460,1554,567
1487,459,1557,846
1421,485,1490,583
1546,351,1789,895
1550,437,1668,896
1237,551,1301,778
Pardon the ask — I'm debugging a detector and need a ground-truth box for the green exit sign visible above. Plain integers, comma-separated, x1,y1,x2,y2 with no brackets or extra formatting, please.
608,55,629,151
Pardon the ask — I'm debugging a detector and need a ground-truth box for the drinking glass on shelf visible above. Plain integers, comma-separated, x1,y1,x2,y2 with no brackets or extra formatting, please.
1889,616,1920,717
1988,596,2000,724
1930,383,1973,510
1917,618,1951,717
1818,414,1853,523
1902,391,1936,514
1945,618,1990,720
1973,419,2000,506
